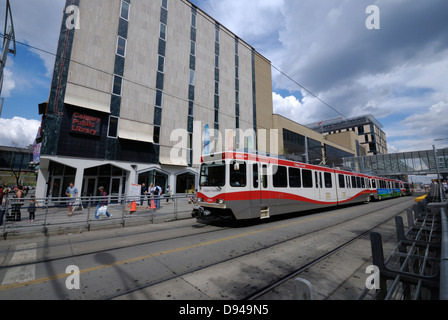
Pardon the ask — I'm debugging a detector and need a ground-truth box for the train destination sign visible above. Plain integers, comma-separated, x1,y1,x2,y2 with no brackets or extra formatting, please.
71,112,101,136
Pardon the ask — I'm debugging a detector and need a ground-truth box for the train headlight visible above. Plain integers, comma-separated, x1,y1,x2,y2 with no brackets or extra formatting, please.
216,199,224,204
197,198,203,202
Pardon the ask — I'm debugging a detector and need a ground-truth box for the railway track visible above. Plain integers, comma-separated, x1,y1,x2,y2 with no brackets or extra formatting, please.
0,197,414,300
108,197,413,300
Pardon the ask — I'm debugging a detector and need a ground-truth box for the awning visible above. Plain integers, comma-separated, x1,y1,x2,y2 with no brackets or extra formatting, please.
118,118,154,143
64,83,111,114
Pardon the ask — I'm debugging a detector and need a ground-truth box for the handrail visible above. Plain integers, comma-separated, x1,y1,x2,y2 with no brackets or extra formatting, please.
440,207,448,300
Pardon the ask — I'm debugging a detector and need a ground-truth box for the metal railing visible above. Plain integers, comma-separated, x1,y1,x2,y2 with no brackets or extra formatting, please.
440,207,448,299
0,193,197,239
358,199,445,300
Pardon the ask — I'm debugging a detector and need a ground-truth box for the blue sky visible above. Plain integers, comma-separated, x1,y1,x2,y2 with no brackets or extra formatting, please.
1,0,448,152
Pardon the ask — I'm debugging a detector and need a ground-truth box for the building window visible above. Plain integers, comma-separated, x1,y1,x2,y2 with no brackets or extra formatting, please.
189,70,195,85
112,75,123,96
116,37,127,57
160,23,167,40
108,116,119,138
190,41,196,56
153,126,160,144
155,90,163,107
162,0,168,9
120,1,130,21
158,55,165,73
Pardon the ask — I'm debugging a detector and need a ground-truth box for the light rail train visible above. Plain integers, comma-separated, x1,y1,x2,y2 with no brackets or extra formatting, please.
192,152,409,221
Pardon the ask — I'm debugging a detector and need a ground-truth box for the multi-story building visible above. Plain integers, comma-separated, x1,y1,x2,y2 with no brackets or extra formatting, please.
306,114,388,156
36,0,273,198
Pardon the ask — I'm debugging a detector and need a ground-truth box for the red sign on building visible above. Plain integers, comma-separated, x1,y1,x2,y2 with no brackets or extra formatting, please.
71,112,101,136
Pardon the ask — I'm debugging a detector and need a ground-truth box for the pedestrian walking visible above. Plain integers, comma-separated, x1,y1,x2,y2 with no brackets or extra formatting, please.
27,196,40,222
165,185,172,203
11,185,24,221
95,186,112,219
65,182,79,217
147,183,155,209
140,183,148,206
154,184,162,209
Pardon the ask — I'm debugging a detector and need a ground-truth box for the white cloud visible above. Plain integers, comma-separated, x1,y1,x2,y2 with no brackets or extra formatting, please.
2,69,16,97
401,101,448,138
0,117,40,147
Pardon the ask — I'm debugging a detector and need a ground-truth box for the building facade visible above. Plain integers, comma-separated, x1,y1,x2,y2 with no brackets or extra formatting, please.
306,114,388,156
272,115,363,167
36,0,273,199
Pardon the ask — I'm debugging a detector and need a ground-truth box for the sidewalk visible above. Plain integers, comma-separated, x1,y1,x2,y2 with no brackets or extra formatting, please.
0,196,196,240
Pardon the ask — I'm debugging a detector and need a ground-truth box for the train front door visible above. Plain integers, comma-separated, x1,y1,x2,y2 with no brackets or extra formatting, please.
251,163,270,219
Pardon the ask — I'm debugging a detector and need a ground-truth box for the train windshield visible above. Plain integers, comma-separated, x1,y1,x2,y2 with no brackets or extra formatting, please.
200,163,226,187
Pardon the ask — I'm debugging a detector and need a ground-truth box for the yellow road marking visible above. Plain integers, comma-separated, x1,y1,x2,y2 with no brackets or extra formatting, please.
0,210,343,291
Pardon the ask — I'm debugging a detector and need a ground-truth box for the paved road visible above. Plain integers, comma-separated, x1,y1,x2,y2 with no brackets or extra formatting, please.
0,196,415,302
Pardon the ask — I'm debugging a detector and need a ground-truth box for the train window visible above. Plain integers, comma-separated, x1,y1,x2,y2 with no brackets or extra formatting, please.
361,178,365,188
351,176,357,188
302,169,313,188
273,166,288,188
200,163,225,187
262,165,268,189
324,173,332,188
253,164,259,189
289,167,301,188
338,174,345,188
371,179,376,189
230,161,247,187
346,176,351,188
356,177,361,188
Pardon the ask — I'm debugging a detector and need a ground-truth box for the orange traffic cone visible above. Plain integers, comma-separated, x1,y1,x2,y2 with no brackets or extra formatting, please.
150,199,156,210
130,200,137,214
126,200,138,214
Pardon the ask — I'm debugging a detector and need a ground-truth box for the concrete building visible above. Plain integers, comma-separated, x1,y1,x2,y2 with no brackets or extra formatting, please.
36,0,273,199
272,115,366,167
306,115,388,156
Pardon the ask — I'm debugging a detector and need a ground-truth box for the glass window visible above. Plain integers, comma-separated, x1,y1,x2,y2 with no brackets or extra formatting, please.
230,162,246,187
302,169,313,188
160,23,167,40
107,116,119,138
116,37,127,57
200,163,225,187
273,166,287,188
352,176,357,188
161,0,168,9
289,167,301,188
120,1,130,20
153,126,160,144
338,174,345,189
324,173,332,188
112,75,123,96
189,69,195,85
190,41,196,56
155,90,163,107
191,11,196,28
262,165,268,189
253,164,259,189
158,55,165,73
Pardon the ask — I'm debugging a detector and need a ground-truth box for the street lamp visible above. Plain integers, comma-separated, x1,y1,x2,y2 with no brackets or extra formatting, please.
433,139,448,202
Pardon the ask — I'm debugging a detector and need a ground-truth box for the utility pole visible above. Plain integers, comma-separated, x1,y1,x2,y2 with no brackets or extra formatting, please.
0,0,16,102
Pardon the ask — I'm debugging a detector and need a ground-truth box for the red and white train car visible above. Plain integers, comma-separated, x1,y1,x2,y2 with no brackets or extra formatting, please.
193,152,379,221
